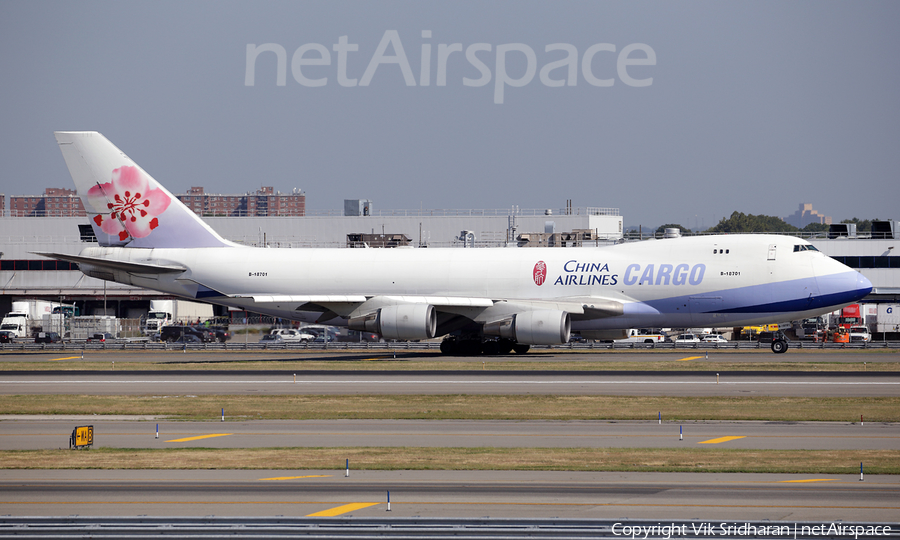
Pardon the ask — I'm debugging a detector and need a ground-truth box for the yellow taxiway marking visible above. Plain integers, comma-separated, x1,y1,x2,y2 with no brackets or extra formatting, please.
48,357,82,362
306,502,379,517
165,434,232,443
259,475,332,481
698,436,746,444
779,479,837,483
677,356,704,362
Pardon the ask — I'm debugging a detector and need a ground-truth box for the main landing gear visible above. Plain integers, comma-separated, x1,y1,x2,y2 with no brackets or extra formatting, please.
440,336,530,356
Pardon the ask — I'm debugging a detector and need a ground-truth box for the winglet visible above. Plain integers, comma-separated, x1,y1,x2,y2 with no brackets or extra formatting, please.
54,131,232,248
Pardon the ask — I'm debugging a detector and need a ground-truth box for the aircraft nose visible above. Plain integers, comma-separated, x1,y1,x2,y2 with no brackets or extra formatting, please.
856,271,873,297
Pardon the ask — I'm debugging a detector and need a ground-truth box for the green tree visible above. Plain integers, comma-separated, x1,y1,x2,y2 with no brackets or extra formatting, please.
706,211,799,233
841,218,873,233
800,222,829,233
655,224,692,235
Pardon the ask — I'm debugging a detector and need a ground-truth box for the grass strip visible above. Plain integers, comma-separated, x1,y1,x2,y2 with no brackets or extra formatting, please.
3,395,898,422
1,447,897,474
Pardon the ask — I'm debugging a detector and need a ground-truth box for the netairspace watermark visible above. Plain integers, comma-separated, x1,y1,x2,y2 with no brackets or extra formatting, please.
611,522,893,540
245,30,656,104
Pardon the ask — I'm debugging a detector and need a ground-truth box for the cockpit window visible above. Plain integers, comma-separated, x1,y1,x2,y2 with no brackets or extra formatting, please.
793,244,819,252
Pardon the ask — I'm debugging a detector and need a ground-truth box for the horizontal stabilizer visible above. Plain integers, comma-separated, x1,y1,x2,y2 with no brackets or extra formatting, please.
34,252,187,274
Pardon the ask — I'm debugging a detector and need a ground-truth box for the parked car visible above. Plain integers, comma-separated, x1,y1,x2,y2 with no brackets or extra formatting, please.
259,334,285,345
171,334,201,344
674,333,701,343
701,334,728,343
270,328,315,343
161,325,211,343
86,333,113,343
34,332,61,344
207,325,231,342
0,330,14,343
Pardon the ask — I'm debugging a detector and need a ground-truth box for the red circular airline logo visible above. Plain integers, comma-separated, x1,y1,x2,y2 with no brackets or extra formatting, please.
533,261,547,286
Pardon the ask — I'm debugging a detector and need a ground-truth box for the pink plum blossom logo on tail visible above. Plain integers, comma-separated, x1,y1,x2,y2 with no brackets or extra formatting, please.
87,166,171,242
533,261,547,286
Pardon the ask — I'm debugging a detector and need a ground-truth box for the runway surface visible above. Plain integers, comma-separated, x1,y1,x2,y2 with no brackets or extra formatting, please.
2,349,899,364
1,470,897,521
1,418,897,451
3,349,897,522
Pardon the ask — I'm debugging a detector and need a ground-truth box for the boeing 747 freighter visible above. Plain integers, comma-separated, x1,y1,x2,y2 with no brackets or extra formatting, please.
41,132,872,354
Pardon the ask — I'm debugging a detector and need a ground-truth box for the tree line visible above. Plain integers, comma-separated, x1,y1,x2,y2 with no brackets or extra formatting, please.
654,214,877,235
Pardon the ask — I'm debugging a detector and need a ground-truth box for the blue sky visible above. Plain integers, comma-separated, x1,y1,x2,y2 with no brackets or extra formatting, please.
1,1,897,230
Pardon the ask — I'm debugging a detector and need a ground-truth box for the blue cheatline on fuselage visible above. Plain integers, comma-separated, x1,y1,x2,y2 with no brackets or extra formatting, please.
640,271,871,318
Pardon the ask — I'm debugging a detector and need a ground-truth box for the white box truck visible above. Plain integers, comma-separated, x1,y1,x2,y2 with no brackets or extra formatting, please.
144,299,214,334
876,304,900,334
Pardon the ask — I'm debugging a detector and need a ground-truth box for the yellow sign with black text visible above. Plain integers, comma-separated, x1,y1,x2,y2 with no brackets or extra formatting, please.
72,425,93,448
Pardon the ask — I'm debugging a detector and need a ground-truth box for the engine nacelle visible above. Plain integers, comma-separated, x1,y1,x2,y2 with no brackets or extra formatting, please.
483,310,570,345
349,304,437,341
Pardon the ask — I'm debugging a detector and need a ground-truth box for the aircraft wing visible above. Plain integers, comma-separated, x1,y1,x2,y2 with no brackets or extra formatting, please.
235,294,622,321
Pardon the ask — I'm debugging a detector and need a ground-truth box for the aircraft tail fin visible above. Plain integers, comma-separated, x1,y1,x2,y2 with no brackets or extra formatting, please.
54,131,232,248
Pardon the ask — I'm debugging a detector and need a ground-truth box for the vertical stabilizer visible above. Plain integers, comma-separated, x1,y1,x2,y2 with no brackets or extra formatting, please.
54,131,232,248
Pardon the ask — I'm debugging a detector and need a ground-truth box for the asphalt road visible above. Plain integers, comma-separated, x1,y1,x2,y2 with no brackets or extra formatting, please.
1,418,896,451
1,470,896,521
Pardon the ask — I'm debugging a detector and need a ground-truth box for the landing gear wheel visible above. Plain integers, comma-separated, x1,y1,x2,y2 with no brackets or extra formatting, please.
440,338,458,355
482,340,500,355
771,340,788,354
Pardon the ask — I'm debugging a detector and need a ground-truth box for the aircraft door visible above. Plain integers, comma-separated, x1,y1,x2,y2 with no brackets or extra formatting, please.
767,244,777,260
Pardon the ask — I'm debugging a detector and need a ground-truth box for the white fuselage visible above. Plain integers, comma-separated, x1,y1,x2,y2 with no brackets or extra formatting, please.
75,234,870,333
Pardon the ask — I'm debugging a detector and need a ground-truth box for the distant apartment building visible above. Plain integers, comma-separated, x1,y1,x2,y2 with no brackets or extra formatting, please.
10,188,86,217
0,194,4,217
785,203,832,228
177,186,306,217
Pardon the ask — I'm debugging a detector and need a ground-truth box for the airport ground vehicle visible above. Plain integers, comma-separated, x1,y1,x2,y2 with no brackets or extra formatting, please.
849,326,871,342
832,327,850,343
0,331,14,343
1,300,57,338
259,334,285,344
876,304,900,334
616,329,667,344
701,334,728,343
144,299,214,335
836,304,862,329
